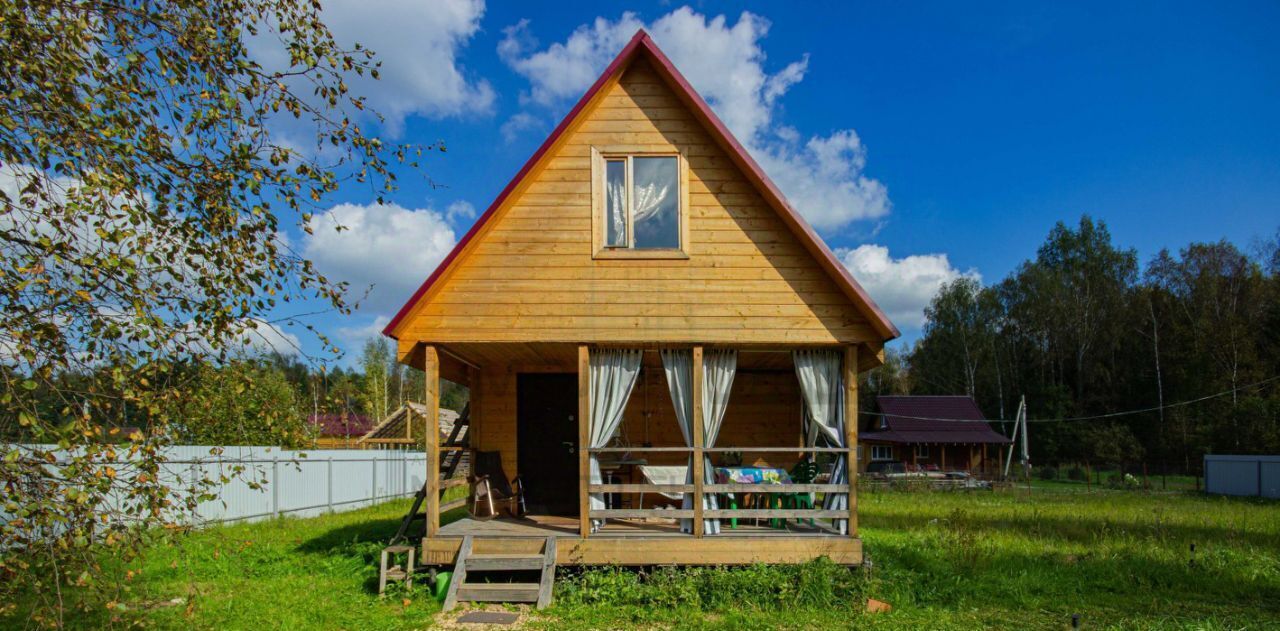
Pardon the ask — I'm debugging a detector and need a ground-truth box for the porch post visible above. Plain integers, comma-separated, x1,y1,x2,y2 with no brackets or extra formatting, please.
578,345,591,538
843,345,859,537
424,345,440,539
691,346,705,537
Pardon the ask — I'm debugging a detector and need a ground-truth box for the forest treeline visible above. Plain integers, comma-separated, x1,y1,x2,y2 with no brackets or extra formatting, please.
2,338,467,449
863,216,1280,471
7,214,1274,467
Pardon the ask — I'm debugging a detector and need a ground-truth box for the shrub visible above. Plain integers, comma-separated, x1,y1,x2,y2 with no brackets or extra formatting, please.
1106,472,1142,490
556,559,868,611
1066,466,1086,481
1038,466,1058,481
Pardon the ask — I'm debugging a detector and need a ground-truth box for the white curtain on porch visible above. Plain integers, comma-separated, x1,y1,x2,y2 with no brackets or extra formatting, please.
793,349,848,534
661,349,736,535
589,348,643,530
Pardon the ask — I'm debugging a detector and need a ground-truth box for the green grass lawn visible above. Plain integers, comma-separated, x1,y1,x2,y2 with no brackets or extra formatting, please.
7,486,1277,629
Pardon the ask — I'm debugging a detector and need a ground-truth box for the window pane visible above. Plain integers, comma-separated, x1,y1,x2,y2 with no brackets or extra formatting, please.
604,160,627,247
631,156,679,249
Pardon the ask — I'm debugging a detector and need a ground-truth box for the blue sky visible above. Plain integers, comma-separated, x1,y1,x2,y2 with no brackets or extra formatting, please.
273,1,1280,364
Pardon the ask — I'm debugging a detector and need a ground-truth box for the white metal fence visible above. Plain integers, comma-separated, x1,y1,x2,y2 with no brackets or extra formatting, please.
10,444,427,526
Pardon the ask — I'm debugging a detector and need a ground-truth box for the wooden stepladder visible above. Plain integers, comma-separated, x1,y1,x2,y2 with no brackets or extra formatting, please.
390,403,470,545
442,536,558,611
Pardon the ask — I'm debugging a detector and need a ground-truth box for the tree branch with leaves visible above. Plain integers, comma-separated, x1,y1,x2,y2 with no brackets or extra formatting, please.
1,1,426,625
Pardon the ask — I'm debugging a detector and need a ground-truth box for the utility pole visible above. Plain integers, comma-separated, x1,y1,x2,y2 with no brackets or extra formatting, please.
1003,396,1030,480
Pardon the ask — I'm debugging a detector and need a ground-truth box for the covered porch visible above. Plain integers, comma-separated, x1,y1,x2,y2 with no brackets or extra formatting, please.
405,341,874,566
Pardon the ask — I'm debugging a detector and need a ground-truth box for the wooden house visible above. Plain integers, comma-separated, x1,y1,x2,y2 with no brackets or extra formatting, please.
358,402,462,451
383,30,899,570
307,413,374,449
860,396,1011,476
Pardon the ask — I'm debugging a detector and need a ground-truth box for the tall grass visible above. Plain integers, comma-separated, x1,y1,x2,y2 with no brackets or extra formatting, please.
546,488,1279,630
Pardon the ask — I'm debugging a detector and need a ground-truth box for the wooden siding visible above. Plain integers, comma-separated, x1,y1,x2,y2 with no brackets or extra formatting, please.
472,366,805,481
474,366,519,478
400,59,873,345
424,534,862,566
616,370,802,467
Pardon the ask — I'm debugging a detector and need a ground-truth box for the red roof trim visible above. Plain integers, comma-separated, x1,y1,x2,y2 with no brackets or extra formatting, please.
382,31,648,338
634,36,899,340
384,30,899,340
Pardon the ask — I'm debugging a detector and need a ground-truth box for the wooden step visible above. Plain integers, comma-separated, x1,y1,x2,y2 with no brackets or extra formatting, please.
466,553,545,571
442,535,557,611
456,582,540,603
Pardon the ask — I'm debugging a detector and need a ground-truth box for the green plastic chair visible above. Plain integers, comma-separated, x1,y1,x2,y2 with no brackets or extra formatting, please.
784,460,821,527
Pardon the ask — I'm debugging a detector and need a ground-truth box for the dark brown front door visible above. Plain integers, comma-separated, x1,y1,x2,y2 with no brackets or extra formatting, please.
517,373,580,516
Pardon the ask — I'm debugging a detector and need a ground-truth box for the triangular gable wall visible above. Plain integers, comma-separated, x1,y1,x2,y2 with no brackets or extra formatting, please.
385,32,899,347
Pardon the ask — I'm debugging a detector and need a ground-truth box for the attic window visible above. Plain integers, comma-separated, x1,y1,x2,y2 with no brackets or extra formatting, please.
593,149,688,259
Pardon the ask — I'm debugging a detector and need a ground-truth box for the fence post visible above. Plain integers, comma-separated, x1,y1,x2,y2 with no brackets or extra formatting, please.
272,456,280,518
327,456,334,512
188,460,199,526
371,454,378,504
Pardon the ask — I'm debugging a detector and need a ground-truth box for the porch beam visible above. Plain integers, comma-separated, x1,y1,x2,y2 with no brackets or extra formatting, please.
424,345,441,539
843,345,858,538
467,365,481,451
691,346,705,538
577,345,590,538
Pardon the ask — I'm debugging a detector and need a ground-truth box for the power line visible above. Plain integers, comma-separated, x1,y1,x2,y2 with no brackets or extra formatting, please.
860,374,1280,424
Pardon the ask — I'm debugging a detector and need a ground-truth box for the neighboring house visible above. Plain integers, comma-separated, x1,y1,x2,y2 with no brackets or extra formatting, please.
382,31,899,569
860,395,1011,475
359,402,462,450
307,413,374,449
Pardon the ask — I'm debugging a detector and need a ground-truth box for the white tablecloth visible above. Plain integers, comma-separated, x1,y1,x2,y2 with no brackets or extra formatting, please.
639,465,688,500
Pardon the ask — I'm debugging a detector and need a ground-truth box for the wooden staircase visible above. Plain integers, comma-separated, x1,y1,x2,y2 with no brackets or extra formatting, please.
390,404,470,545
442,536,557,611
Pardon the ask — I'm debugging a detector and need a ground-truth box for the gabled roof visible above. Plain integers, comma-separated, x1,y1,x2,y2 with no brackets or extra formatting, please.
383,30,899,341
307,413,374,437
863,395,1011,445
358,402,460,444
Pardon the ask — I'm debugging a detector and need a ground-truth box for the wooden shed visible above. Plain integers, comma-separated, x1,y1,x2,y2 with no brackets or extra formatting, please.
358,402,462,450
384,30,899,569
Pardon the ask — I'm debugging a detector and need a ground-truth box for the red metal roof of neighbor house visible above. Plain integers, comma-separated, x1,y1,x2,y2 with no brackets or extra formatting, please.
307,413,375,437
382,29,900,342
862,396,1012,445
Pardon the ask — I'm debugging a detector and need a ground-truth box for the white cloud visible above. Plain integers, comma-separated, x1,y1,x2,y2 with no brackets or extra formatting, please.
251,0,494,134
335,315,392,350
837,245,979,329
234,320,304,356
303,202,457,315
498,8,890,231
500,112,543,143
753,131,890,232
445,200,477,225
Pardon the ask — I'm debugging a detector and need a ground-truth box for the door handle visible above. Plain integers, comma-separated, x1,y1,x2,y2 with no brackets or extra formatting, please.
561,441,575,454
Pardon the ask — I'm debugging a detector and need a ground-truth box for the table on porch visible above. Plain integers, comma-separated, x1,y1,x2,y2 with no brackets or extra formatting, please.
714,466,796,528
633,465,798,529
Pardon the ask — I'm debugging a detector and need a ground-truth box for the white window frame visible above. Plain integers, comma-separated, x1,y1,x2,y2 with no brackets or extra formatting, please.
914,444,931,459
871,445,894,461
591,146,689,259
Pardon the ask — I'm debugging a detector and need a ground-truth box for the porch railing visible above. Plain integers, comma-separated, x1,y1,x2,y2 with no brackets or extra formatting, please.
585,446,853,527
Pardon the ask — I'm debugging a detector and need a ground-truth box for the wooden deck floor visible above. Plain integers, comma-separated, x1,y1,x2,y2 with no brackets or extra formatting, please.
438,513,841,538
426,514,859,566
